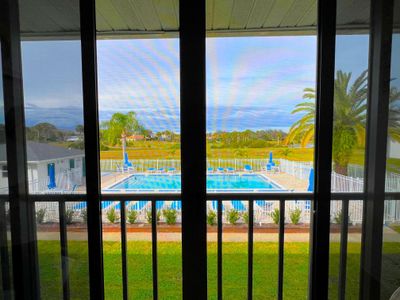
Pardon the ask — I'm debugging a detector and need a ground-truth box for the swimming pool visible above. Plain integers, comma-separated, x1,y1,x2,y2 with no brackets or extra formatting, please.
104,174,285,192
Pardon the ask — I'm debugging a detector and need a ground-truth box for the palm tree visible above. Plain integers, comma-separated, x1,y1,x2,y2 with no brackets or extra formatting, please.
101,112,145,160
388,87,400,141
284,70,400,175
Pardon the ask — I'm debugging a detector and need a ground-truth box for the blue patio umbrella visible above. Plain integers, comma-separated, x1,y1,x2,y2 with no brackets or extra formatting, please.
48,163,56,189
124,152,132,167
269,151,275,166
307,168,314,192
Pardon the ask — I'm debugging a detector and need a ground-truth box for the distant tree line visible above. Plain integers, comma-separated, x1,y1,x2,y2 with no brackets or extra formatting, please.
207,129,287,149
15,114,289,152
25,122,84,149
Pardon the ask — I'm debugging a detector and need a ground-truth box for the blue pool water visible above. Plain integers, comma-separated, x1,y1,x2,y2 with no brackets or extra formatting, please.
106,174,284,192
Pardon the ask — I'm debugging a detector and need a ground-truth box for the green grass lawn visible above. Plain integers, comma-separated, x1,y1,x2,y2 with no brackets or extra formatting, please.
390,224,400,234
34,240,400,300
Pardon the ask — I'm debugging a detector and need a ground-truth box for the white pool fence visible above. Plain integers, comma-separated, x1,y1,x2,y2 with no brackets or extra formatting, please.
14,158,400,224
31,199,400,226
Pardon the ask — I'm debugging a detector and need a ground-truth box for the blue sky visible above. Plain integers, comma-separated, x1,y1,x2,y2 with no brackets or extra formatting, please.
14,34,383,133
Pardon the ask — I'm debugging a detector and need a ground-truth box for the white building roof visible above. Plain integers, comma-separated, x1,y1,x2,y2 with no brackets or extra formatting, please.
0,141,84,163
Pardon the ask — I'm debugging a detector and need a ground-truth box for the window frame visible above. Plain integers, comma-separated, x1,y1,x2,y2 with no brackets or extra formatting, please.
1,0,398,299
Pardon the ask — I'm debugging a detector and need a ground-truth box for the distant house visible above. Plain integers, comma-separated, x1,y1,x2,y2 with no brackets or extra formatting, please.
289,143,314,149
66,135,80,142
0,141,85,193
126,134,145,141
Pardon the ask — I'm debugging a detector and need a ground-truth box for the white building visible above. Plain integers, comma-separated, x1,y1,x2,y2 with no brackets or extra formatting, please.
388,140,400,159
0,141,85,193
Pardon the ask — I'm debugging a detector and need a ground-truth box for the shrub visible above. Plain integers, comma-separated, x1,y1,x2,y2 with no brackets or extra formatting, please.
80,208,87,223
243,212,250,224
127,210,138,224
146,210,161,224
65,209,75,225
226,209,241,225
106,208,120,224
99,143,110,151
36,208,46,224
162,208,177,225
207,210,217,226
290,208,302,225
333,209,351,224
270,208,280,224
334,209,343,224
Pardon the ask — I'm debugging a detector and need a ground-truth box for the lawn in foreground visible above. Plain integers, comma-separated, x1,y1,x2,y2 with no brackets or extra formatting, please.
36,241,400,300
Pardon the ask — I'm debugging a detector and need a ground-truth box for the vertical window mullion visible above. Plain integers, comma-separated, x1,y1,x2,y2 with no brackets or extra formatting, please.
59,201,70,300
360,0,395,298
309,0,337,299
79,0,104,298
247,200,254,300
0,0,40,298
120,200,128,300
0,200,11,295
179,0,207,298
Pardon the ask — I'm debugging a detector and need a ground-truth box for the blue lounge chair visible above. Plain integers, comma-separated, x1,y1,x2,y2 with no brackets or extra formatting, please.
211,200,224,211
244,165,252,172
113,202,121,210
226,167,235,173
156,201,165,210
167,167,176,173
102,201,120,210
158,168,165,173
147,167,156,173
217,167,224,172
305,201,311,210
231,200,246,211
207,167,214,173
255,200,273,209
130,201,149,211
170,201,182,210
255,200,264,208
73,202,87,210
